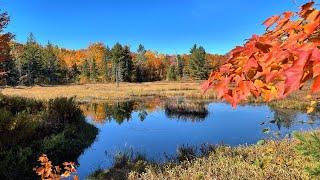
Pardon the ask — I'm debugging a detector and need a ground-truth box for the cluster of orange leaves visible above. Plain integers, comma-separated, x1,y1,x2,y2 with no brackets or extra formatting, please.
203,2,320,107
34,154,78,180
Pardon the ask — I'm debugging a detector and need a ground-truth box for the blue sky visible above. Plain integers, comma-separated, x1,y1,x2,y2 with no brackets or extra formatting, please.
1,0,306,54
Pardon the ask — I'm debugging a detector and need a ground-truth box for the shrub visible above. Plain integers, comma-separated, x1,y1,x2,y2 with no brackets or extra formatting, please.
44,97,84,131
294,132,320,177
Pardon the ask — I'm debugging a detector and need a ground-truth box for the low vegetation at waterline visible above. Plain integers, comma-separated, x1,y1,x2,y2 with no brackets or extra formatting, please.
0,95,98,179
89,131,320,180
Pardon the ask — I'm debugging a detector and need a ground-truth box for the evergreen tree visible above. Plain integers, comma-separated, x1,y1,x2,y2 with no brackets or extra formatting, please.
167,64,177,81
121,45,133,82
135,44,146,82
69,63,80,82
81,59,90,79
111,43,123,86
188,44,209,80
90,59,98,81
176,55,184,79
43,42,61,84
21,33,44,85
0,59,19,86
101,46,111,81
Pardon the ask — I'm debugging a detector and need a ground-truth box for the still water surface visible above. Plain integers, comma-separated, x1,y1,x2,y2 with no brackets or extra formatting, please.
76,99,320,179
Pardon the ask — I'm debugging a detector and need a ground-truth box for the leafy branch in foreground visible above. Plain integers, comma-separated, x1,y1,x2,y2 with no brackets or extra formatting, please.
202,1,320,177
203,2,320,108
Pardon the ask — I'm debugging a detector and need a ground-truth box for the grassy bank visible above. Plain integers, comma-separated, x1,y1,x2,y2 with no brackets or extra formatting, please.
90,132,319,180
1,82,216,102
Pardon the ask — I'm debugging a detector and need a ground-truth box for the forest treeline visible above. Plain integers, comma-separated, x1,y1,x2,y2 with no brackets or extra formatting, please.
2,33,226,86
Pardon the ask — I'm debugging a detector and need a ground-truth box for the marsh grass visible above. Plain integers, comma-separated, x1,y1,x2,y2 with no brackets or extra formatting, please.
128,136,316,180
2,82,217,102
88,151,150,180
89,135,318,180
88,144,218,180
164,100,209,121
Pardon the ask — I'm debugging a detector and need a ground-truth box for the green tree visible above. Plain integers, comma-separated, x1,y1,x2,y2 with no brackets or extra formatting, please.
90,59,98,81
81,59,90,79
43,42,61,84
111,43,133,85
134,44,146,82
188,44,209,80
111,43,124,86
120,45,133,82
11,43,24,82
167,64,177,81
176,55,184,79
69,63,80,82
0,59,19,86
21,33,44,85
101,46,111,82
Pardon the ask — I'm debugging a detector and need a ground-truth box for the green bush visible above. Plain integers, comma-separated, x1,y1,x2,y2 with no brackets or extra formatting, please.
294,132,320,177
0,95,98,179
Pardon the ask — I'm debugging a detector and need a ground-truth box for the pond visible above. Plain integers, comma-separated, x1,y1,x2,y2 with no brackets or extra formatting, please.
76,98,320,179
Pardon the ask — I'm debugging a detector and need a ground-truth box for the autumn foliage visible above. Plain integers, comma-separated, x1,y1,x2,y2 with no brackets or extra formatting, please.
0,11,13,75
34,154,78,180
203,2,320,107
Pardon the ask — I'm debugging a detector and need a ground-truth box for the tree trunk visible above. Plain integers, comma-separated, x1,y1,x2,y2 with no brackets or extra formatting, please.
116,64,119,87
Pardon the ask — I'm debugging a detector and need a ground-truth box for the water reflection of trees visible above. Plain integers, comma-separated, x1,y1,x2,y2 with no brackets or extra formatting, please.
104,101,135,124
270,107,298,129
269,106,320,130
81,98,161,124
80,98,209,124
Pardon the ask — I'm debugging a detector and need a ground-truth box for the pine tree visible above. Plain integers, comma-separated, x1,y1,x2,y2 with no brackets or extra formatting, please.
43,42,61,84
176,55,184,79
81,59,90,79
21,33,44,85
111,43,124,86
188,44,209,80
90,59,98,81
121,45,133,82
11,43,24,84
69,63,80,82
134,44,147,82
0,59,19,86
167,64,177,81
101,46,111,82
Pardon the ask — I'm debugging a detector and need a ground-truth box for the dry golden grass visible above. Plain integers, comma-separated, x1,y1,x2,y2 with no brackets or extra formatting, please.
1,81,217,102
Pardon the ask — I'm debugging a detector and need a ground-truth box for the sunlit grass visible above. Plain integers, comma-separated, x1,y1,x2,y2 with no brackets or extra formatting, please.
128,134,317,180
2,81,217,102
88,132,319,180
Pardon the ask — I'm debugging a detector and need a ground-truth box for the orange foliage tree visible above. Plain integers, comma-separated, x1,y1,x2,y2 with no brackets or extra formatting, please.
203,2,320,107
0,10,14,75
